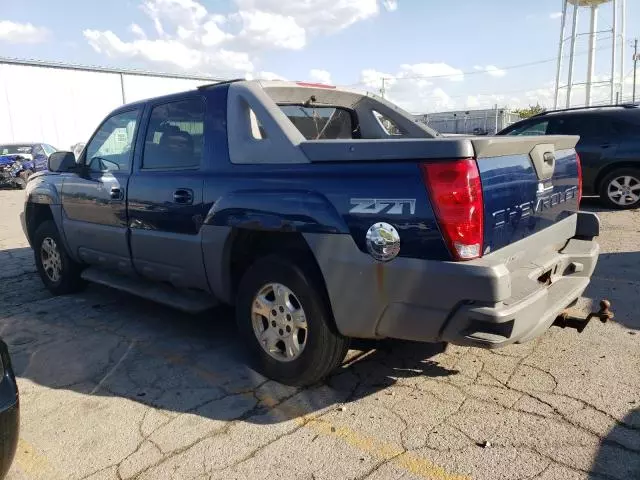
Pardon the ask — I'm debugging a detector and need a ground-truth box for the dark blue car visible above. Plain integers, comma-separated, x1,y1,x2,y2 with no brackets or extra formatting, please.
0,143,57,189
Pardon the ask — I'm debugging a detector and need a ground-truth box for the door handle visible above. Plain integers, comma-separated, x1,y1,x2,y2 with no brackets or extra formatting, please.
110,187,124,200
600,143,612,148
173,188,193,204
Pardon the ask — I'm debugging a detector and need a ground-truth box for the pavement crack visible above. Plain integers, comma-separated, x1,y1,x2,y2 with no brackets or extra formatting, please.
531,448,623,480
354,451,406,480
91,339,136,395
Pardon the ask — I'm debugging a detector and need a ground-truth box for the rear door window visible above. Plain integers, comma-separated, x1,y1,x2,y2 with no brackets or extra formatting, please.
504,119,549,136
612,118,639,137
142,97,205,170
279,105,355,139
548,115,612,139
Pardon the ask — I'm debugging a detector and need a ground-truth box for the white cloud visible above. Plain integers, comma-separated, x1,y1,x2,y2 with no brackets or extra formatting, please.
83,0,389,75
234,10,306,50
0,21,50,44
309,69,333,85
142,0,208,34
84,29,252,74
382,0,398,12
484,65,507,78
549,12,563,19
201,19,232,46
233,0,382,33
84,0,250,75
474,65,506,78
250,71,287,81
356,64,463,113
400,62,464,82
359,68,396,93
429,88,455,110
356,64,632,114
129,23,147,39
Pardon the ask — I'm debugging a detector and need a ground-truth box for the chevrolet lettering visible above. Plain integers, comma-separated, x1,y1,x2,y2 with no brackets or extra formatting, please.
493,186,579,228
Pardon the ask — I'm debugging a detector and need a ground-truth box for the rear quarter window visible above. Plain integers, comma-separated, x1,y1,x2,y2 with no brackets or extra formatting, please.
279,105,355,140
612,118,639,137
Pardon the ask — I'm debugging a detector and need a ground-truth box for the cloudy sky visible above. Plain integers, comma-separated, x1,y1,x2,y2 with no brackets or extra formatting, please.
1,0,638,113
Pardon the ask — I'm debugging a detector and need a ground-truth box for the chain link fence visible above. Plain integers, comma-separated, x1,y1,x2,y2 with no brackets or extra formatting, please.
414,108,523,136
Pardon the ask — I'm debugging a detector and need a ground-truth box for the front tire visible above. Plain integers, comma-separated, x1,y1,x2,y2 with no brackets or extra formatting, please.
236,255,349,386
599,168,640,210
33,220,85,295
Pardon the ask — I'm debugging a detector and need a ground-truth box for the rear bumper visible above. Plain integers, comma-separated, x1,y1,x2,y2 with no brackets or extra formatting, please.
304,212,600,348
440,240,597,347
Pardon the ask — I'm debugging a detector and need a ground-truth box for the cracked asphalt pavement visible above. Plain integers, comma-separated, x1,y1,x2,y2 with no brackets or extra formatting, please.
0,189,638,480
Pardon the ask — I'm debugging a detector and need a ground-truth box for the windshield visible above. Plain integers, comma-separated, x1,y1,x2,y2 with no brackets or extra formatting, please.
0,145,33,155
279,105,355,140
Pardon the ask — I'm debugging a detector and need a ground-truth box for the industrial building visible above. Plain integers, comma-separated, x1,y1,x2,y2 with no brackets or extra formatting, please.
0,57,220,150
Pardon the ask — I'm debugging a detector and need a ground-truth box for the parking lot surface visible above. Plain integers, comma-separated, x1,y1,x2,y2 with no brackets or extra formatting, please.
0,189,638,480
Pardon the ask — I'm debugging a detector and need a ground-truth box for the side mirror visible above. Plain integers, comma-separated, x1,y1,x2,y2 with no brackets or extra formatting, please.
48,151,77,173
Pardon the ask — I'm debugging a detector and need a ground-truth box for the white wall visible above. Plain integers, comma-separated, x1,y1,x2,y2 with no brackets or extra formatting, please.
0,63,212,150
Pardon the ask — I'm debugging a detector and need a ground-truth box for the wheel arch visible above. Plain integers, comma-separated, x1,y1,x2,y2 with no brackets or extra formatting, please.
201,188,348,305
25,202,55,246
227,229,329,304
594,162,640,194
24,188,71,257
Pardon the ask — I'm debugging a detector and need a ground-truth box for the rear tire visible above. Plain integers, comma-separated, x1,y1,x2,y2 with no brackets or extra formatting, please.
236,255,349,386
33,220,85,295
599,168,640,210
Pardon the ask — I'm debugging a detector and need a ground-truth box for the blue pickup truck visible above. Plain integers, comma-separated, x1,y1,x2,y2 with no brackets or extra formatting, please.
20,80,600,385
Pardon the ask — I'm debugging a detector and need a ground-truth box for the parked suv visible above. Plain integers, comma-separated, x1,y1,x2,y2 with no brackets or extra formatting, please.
498,104,640,209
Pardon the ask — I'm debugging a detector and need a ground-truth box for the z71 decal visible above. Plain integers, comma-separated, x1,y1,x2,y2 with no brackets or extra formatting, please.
350,198,416,215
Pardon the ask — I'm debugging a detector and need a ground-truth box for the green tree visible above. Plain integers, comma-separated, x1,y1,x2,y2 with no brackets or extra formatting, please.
513,103,546,119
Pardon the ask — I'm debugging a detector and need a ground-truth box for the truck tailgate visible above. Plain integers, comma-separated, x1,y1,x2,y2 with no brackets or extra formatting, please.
471,135,581,255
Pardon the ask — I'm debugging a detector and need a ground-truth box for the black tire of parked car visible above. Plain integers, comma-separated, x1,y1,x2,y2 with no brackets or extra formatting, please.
236,255,350,386
599,168,640,210
33,220,86,295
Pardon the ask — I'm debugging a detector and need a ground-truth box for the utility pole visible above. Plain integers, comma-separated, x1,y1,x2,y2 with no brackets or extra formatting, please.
633,38,638,103
120,72,126,104
380,77,386,99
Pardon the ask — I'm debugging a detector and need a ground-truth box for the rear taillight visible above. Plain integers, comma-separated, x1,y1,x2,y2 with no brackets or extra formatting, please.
420,158,484,261
576,152,583,206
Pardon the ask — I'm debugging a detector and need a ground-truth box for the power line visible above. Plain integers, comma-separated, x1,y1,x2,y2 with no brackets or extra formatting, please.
344,40,614,87
353,67,640,113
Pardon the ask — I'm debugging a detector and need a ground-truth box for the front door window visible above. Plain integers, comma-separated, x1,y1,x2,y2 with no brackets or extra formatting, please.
85,109,140,172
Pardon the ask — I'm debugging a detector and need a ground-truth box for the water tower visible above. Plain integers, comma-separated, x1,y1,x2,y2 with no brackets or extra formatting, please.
554,0,626,108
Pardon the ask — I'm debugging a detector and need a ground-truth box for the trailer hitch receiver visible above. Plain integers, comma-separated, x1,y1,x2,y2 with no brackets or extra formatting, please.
554,299,614,333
